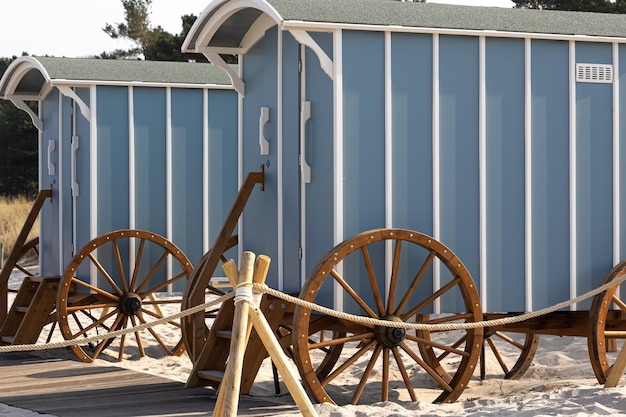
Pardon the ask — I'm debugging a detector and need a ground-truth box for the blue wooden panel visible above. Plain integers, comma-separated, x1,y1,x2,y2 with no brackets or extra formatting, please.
133,87,166,237
207,90,239,265
530,40,570,310
575,42,613,308
342,30,386,315
439,35,480,311
620,45,626,262
303,31,335,294
96,86,130,234
40,90,61,275
241,27,280,289
390,32,435,313
485,38,526,312
171,88,204,268
74,88,92,253
60,94,73,270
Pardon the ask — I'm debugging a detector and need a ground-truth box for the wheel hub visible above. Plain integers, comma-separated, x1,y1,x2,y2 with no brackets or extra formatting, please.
374,315,406,348
118,293,142,316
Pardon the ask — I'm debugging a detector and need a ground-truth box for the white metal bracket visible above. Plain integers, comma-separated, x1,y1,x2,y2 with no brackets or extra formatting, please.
57,86,91,122
288,29,334,80
11,99,43,131
71,135,80,197
203,50,245,96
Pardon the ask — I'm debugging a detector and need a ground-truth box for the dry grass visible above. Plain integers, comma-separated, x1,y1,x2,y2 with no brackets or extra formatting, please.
0,195,38,260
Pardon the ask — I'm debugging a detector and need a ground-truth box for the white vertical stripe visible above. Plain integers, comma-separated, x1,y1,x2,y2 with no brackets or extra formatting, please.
613,42,621,266
166,87,173,290
203,88,210,253
128,87,136,275
479,36,487,312
300,45,308,288
433,33,441,314
90,85,98,287
385,31,393,302
569,41,577,310
128,87,136,230
277,30,284,292
58,92,64,275
525,38,533,312
38,101,43,267
237,56,244,265
334,29,344,312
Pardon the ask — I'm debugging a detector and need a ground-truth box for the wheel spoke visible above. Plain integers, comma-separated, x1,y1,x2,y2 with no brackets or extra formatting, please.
401,277,461,320
612,294,626,312
361,246,386,316
330,269,378,318
382,347,390,401
400,342,453,392
130,238,147,291
135,250,169,294
392,347,417,401
68,308,118,339
140,271,188,297
87,253,124,296
137,314,174,355
140,307,182,329
65,302,118,313
493,331,525,350
351,344,383,404
91,314,124,360
486,336,510,374
112,240,129,293
130,316,146,357
405,334,470,358
394,251,435,316
118,316,129,361
71,277,120,301
386,240,402,315
322,339,377,386
308,332,375,350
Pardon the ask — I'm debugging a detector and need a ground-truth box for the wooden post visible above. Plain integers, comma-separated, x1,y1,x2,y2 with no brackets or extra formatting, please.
214,252,255,417
214,252,317,417
604,342,626,388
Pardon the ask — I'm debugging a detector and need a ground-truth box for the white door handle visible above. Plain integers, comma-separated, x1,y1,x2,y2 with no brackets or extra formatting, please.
259,107,270,155
71,136,80,197
47,139,56,176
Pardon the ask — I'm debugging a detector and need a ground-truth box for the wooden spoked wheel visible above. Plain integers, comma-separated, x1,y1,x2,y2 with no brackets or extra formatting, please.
482,331,539,380
418,318,539,382
4,237,39,291
181,235,238,362
588,260,626,383
57,230,193,363
293,228,483,405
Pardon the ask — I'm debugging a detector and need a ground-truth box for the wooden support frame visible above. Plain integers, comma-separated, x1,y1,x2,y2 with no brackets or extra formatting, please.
216,252,317,417
0,188,52,324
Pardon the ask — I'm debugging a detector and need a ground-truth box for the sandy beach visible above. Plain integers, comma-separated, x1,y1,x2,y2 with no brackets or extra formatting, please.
3,277,626,417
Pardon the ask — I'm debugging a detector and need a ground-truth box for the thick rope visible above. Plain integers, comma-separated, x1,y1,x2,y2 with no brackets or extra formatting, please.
0,291,234,353
1,271,625,354
254,271,626,331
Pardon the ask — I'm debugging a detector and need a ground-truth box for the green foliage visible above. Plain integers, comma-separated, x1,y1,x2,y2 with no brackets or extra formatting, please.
0,57,39,197
513,0,626,12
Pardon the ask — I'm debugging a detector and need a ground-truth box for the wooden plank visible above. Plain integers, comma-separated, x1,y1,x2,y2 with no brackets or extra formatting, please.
0,352,298,417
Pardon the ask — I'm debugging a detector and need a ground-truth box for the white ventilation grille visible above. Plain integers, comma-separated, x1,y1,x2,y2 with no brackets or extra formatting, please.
576,63,613,83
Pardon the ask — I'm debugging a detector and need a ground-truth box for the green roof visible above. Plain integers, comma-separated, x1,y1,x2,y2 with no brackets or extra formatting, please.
33,56,233,85
1,56,234,100
185,0,626,53
269,0,626,38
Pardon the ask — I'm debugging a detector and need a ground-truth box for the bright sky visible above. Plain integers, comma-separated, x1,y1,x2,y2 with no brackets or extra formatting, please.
0,0,514,58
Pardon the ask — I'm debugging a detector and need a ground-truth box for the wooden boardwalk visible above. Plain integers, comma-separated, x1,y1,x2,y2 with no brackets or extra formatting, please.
0,352,299,417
